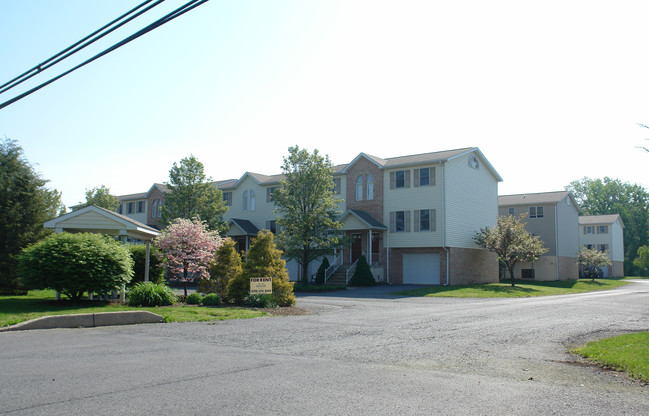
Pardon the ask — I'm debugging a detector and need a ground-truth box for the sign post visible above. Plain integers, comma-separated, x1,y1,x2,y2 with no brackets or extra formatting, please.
250,277,273,295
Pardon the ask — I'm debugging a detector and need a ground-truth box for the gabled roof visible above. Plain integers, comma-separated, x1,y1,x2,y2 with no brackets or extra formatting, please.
579,214,625,228
340,147,502,181
498,191,578,207
227,218,260,235
145,183,168,197
338,209,387,230
118,191,147,201
43,205,159,240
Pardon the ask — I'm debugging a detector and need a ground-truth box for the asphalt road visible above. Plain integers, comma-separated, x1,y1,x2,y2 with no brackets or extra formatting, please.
2,281,649,415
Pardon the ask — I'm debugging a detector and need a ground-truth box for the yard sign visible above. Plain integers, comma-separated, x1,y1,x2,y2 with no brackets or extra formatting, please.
250,277,272,295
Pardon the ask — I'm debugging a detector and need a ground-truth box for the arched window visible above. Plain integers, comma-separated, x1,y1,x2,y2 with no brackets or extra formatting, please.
367,175,374,200
151,200,158,218
242,190,248,211
355,176,363,201
250,190,256,211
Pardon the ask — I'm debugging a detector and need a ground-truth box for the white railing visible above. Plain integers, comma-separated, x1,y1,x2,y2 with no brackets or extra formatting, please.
346,257,360,284
324,252,343,283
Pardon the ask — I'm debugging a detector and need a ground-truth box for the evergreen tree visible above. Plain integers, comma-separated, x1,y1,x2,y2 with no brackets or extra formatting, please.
0,138,64,292
198,238,242,301
348,255,376,286
228,230,295,306
315,256,330,284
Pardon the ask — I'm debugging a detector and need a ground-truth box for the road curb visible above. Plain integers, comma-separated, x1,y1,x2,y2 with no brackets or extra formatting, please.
0,311,163,332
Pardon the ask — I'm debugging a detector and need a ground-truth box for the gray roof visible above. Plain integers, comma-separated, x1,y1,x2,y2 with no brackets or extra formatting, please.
228,218,260,235
498,191,575,206
579,214,624,227
339,209,387,229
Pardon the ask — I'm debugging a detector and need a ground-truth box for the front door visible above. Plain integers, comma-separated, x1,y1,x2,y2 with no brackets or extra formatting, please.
351,233,362,263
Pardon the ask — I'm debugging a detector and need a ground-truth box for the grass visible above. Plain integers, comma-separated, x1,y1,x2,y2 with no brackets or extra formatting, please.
0,289,266,327
392,279,629,298
572,332,649,382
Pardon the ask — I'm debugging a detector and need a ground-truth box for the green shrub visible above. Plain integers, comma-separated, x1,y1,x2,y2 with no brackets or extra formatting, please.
186,292,203,305
244,294,278,308
202,293,222,306
18,232,134,301
315,257,330,284
348,255,376,286
198,239,242,301
128,282,177,306
128,244,165,286
228,230,295,306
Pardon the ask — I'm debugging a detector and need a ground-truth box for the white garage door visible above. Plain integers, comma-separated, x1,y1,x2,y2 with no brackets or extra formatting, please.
403,253,441,284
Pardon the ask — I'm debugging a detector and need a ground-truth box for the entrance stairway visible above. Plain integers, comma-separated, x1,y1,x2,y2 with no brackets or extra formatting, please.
325,266,350,286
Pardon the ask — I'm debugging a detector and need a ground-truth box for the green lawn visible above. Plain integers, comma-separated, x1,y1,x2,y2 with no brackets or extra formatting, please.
0,290,266,327
392,279,629,298
572,332,649,382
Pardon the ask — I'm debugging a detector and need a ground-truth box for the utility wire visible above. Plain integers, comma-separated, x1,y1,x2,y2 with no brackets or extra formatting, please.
0,0,164,95
0,0,209,111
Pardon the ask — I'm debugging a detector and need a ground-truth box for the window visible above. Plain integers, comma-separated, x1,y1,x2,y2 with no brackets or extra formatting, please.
137,201,144,213
395,211,405,232
242,191,248,211
127,202,134,214
468,155,479,169
355,176,363,201
598,225,608,234
367,175,374,200
151,200,160,218
508,208,515,216
598,244,609,252
414,209,436,232
586,244,594,250
333,178,341,195
266,187,278,202
584,226,593,234
249,190,256,211
390,170,410,189
391,210,410,232
223,192,232,206
419,168,430,186
118,204,123,214
266,220,277,234
529,206,544,218
395,171,405,188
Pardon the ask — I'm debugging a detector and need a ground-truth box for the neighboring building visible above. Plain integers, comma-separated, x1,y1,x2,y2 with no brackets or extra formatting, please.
116,183,168,230
578,214,625,277
498,191,580,281
116,147,502,285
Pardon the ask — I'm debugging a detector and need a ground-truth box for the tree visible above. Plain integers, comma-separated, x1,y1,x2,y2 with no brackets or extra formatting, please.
128,244,166,286
18,232,133,301
314,256,330,285
161,155,228,233
566,177,649,275
348,255,376,286
228,230,295,306
577,247,612,281
273,146,343,285
198,238,242,301
633,245,649,276
155,217,222,297
82,185,119,211
0,138,64,292
474,214,548,287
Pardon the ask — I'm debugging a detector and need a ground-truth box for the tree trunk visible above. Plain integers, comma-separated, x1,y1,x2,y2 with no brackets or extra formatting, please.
508,265,516,287
302,257,309,286
183,265,188,297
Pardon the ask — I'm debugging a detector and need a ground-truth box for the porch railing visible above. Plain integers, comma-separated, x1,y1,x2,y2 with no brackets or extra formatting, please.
346,257,360,284
324,252,343,284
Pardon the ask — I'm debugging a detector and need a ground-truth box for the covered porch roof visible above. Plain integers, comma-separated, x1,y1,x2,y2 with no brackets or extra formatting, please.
338,209,387,231
226,218,260,236
44,205,160,241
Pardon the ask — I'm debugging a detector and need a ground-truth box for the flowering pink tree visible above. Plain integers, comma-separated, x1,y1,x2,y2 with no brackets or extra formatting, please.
155,217,222,297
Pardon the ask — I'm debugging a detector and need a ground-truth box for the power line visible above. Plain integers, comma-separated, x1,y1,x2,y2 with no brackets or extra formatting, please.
0,0,209,111
0,0,164,95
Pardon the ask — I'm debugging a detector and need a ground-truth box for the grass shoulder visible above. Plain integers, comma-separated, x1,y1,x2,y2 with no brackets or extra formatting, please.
392,279,628,298
0,289,267,327
572,332,649,382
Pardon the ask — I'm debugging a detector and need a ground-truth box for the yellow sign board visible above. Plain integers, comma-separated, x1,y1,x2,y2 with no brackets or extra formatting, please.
250,277,273,295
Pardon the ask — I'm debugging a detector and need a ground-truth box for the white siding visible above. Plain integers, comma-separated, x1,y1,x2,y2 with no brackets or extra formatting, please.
444,152,499,249
223,176,278,232
556,197,579,258
58,211,124,230
611,218,625,262
383,165,443,248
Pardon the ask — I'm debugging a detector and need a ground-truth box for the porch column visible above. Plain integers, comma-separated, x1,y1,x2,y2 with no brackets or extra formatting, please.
144,240,151,282
368,229,372,265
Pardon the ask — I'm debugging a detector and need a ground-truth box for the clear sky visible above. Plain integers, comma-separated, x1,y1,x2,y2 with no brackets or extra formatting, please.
1,0,648,209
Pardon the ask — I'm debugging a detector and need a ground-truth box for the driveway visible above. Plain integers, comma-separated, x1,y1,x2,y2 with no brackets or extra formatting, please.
1,281,649,415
